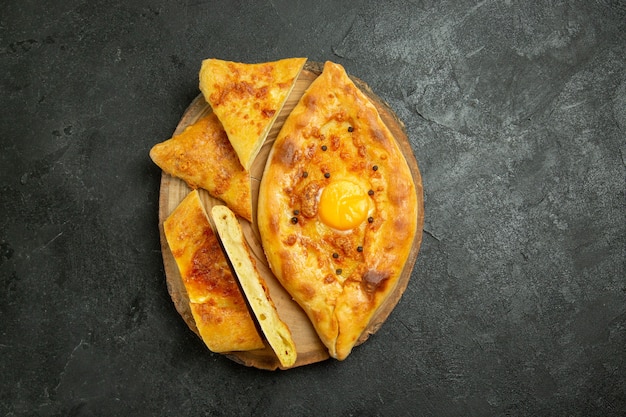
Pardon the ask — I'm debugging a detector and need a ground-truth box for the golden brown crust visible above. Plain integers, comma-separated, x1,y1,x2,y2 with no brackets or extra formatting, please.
150,112,252,221
199,57,307,170
163,190,263,353
257,61,418,360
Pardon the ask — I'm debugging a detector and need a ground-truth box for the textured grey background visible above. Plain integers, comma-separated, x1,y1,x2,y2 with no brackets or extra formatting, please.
1,0,625,416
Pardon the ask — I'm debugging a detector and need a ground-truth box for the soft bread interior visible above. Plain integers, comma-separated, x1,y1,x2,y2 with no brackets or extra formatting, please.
211,205,297,368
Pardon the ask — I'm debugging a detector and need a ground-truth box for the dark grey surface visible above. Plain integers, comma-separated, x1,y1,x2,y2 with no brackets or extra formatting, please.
1,0,625,415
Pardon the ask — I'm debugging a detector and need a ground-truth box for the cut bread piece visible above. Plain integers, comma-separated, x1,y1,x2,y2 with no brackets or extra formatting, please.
163,190,264,353
211,204,297,368
150,112,252,221
199,57,307,171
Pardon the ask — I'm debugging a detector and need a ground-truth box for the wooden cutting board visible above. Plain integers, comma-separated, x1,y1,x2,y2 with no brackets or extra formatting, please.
157,62,424,370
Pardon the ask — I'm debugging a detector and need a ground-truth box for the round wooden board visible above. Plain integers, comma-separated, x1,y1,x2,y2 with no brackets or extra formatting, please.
158,62,424,370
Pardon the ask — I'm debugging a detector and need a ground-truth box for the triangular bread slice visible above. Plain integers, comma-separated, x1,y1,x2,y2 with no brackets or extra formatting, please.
199,57,307,171
150,112,252,221
163,190,264,353
211,205,297,368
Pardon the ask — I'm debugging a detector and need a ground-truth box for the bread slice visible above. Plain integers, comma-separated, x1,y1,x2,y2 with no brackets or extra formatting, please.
199,57,307,171
150,112,252,221
211,204,297,368
163,190,264,352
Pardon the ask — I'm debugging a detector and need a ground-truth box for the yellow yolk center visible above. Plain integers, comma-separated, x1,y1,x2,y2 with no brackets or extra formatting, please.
318,180,369,231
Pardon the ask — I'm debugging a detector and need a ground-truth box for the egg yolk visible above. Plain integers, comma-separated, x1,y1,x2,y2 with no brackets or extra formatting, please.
318,180,370,230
